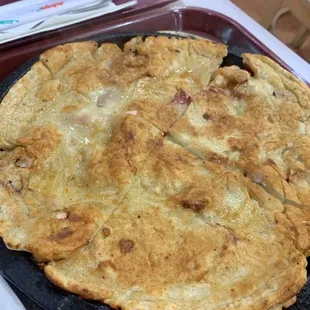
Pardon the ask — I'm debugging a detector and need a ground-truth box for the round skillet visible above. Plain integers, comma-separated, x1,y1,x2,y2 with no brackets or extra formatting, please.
0,32,309,310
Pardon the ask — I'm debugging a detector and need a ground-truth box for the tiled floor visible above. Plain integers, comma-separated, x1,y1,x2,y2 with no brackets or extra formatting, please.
231,0,310,63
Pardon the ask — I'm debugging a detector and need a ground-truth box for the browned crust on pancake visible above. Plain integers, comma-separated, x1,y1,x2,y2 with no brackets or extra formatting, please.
108,36,227,86
44,140,308,310
17,127,61,160
243,53,310,109
87,115,163,189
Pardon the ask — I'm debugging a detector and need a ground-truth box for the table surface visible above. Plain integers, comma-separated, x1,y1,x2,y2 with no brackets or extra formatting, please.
1,0,310,309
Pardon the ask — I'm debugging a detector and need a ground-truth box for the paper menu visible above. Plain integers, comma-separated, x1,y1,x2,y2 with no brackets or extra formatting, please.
0,0,137,45
0,0,106,31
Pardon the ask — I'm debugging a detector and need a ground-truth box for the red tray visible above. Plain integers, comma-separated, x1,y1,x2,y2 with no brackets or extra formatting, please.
0,2,308,85
0,2,310,310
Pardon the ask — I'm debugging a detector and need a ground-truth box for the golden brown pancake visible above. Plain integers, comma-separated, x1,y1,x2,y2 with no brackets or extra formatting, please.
0,115,162,261
0,36,225,262
45,140,306,310
0,36,309,309
169,54,310,208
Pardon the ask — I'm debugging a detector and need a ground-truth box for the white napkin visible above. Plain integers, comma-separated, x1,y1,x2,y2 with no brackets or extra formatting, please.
0,276,25,310
0,0,106,31
0,0,137,45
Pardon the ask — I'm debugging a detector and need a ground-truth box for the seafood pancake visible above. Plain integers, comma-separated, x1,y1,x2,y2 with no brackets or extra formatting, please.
45,140,306,310
169,54,310,212
0,115,162,261
0,36,225,261
0,36,309,309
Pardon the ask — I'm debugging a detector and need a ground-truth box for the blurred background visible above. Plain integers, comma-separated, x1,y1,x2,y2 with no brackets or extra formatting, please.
232,0,310,63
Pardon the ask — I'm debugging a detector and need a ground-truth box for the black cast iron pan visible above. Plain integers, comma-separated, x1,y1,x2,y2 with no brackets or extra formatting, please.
0,32,309,310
